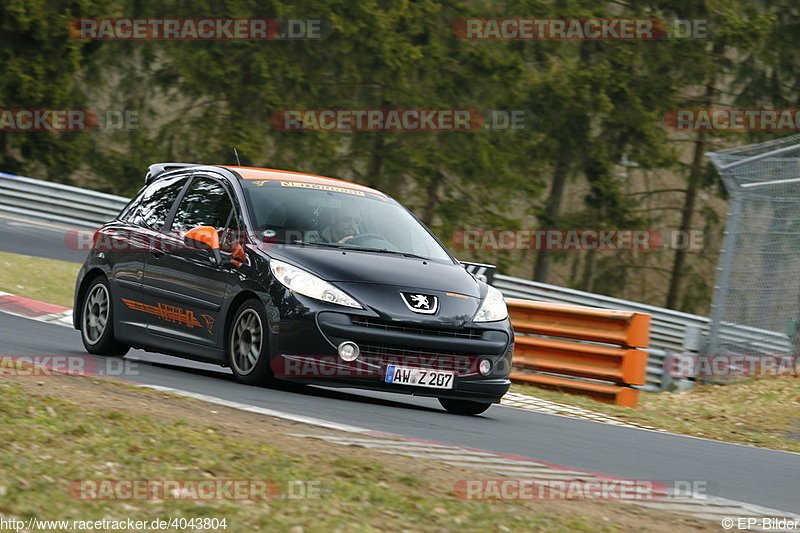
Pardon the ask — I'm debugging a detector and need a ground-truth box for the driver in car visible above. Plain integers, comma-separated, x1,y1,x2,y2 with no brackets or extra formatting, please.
320,206,361,243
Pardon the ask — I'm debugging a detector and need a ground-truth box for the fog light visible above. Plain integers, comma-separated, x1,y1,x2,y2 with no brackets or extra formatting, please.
479,358,492,376
338,341,360,362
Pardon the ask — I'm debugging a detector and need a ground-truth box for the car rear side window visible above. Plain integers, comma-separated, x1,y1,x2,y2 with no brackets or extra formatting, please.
129,176,187,230
171,176,233,232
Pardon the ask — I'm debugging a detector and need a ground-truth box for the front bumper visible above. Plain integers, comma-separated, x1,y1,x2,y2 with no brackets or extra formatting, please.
282,373,511,403
271,307,513,403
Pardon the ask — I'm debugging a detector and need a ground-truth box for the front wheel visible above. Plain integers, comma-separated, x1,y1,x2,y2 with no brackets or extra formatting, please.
439,398,492,416
80,277,129,356
228,299,275,386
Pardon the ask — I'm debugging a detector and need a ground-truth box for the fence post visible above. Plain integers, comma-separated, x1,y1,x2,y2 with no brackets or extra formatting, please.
704,188,742,371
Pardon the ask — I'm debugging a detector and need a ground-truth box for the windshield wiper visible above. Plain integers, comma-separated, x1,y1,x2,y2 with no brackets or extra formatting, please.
287,240,430,260
286,240,346,248
347,247,430,260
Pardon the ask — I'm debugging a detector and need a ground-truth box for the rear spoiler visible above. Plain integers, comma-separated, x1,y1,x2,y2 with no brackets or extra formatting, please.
145,162,202,184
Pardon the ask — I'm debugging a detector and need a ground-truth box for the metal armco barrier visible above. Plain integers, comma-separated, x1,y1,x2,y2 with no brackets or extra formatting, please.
495,273,791,355
507,298,651,407
495,274,792,393
0,172,129,228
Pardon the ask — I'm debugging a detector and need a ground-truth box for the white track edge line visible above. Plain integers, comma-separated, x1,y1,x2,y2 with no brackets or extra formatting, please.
137,384,385,436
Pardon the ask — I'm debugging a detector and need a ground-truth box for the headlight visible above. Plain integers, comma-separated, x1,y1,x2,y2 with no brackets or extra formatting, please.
473,285,508,322
270,259,363,309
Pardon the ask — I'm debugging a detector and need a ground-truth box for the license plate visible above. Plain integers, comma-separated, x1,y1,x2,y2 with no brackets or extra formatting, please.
385,366,454,389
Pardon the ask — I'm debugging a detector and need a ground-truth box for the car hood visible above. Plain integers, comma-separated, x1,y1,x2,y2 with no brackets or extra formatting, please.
264,245,482,298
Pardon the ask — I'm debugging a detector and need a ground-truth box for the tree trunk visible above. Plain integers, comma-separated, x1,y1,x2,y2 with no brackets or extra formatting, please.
533,158,569,281
665,130,706,309
420,172,443,226
0,133,7,168
581,249,598,293
364,135,384,190
665,43,723,309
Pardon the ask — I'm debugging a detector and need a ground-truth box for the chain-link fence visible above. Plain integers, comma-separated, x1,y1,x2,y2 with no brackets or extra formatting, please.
706,134,800,363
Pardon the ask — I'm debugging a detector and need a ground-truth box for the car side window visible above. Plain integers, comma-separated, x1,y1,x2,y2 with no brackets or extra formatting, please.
128,176,187,230
171,176,234,233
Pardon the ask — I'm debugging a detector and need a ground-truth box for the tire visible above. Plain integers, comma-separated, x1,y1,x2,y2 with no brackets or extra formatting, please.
439,398,492,416
228,298,275,386
80,277,129,356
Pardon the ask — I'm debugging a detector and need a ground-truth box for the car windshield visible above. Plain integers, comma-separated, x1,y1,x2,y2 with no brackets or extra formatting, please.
242,179,453,262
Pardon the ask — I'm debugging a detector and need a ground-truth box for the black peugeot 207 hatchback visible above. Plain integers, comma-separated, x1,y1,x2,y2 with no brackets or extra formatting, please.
73,163,513,415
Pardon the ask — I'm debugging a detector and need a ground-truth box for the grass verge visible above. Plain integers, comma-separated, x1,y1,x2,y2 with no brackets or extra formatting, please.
0,376,715,533
0,251,79,307
511,379,800,452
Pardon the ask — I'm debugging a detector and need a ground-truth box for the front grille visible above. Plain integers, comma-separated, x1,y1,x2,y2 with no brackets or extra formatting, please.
359,343,477,373
351,316,483,340
360,343,464,357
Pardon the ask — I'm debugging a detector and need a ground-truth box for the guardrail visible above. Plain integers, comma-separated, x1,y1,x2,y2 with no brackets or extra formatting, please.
494,274,792,355
0,172,129,228
495,274,793,392
507,298,651,407
496,274,704,353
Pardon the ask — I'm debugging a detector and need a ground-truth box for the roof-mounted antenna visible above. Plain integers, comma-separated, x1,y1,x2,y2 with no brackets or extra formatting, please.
233,148,242,166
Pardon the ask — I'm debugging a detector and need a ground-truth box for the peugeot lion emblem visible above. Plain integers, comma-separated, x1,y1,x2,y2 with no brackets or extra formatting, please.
400,292,439,314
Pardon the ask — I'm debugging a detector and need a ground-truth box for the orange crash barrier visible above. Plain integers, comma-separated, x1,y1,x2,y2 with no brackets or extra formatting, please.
506,298,651,407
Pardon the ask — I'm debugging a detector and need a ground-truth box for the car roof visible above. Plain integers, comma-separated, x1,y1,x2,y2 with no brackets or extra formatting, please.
222,166,385,196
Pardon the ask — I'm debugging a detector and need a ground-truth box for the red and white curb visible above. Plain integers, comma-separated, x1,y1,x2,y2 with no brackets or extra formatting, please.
134,383,800,529
286,433,800,528
0,292,73,327
501,392,667,431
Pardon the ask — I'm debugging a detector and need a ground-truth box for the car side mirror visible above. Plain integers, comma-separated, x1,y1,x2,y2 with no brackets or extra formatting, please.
230,241,246,268
184,226,222,265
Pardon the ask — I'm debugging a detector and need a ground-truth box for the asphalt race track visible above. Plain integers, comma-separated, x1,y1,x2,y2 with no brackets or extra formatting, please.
0,214,90,263
2,214,799,514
